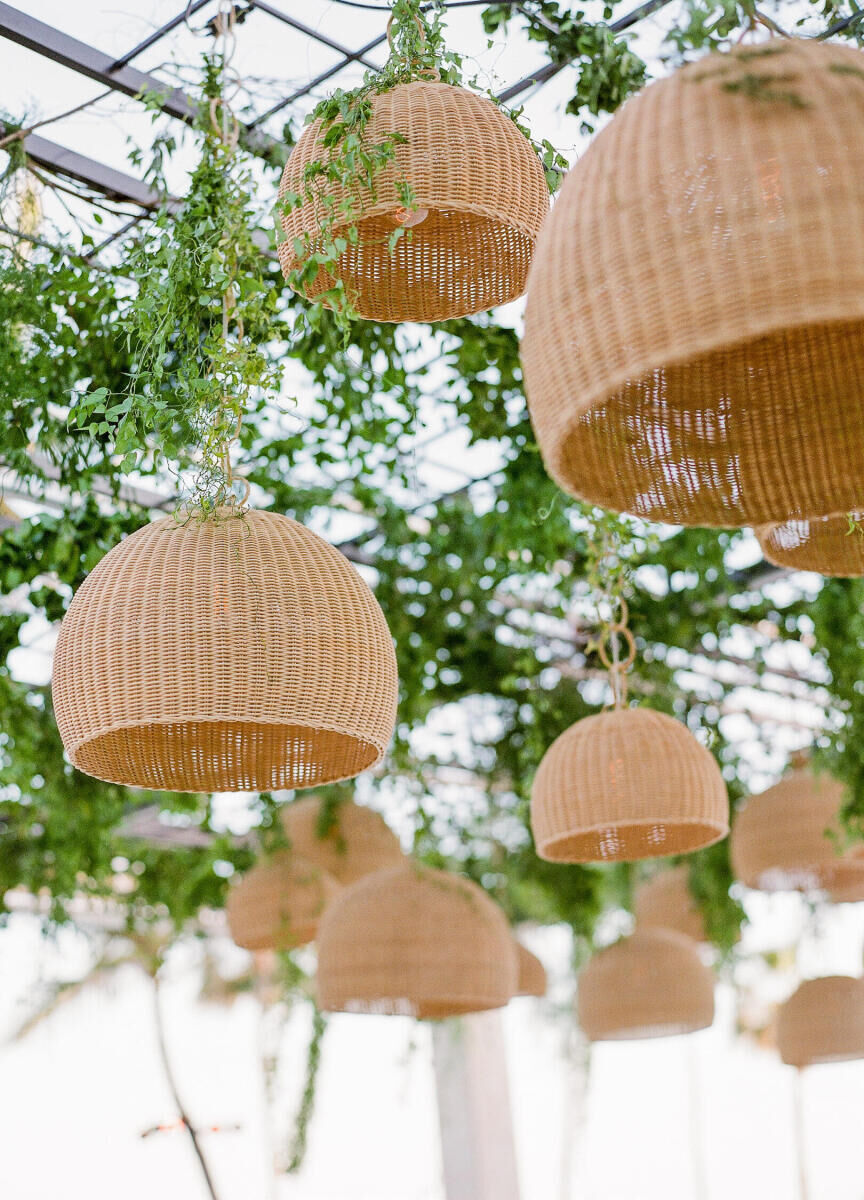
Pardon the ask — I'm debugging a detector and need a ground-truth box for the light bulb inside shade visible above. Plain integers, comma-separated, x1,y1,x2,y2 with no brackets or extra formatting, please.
391,205,429,228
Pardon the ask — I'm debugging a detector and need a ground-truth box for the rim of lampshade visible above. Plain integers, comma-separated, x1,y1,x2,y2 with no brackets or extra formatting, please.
538,816,728,864
756,509,864,577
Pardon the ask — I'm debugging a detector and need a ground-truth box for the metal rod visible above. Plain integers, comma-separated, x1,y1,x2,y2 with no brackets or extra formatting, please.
249,0,380,69
108,0,214,69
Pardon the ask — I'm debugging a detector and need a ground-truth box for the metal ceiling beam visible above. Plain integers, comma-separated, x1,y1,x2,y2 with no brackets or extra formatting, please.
108,0,214,70
0,2,198,122
249,0,381,70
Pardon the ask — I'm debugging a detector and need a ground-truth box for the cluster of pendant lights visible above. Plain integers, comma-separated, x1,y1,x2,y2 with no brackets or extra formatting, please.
225,797,545,1018
47,28,864,1042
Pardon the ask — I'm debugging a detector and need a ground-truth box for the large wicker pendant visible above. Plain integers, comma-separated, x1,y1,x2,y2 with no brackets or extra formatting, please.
730,767,864,894
522,39,864,528
278,81,549,323
777,977,864,1067
530,708,728,863
578,929,715,1041
316,863,518,1018
52,509,398,792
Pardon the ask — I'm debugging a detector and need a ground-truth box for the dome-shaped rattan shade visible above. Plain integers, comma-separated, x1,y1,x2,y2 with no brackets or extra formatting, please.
278,81,549,323
521,39,864,528
316,863,518,1018
730,768,864,892
530,708,728,863
52,510,398,792
514,941,547,998
777,976,864,1067
634,865,706,943
280,796,404,885
756,513,864,578
578,929,715,1041
226,852,339,951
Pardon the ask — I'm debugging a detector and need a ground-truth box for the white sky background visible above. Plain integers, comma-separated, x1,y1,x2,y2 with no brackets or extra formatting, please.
1,1,864,1197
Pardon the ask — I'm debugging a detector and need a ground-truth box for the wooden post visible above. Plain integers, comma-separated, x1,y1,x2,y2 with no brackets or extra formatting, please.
432,1011,521,1200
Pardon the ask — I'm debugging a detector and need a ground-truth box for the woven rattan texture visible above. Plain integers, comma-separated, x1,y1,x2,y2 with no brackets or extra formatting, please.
280,797,404,885
757,513,864,577
515,942,547,997
52,510,398,792
316,863,518,1018
530,707,728,863
522,39,864,528
730,768,863,892
226,851,339,951
578,929,715,1041
777,976,864,1067
634,865,706,943
278,81,549,322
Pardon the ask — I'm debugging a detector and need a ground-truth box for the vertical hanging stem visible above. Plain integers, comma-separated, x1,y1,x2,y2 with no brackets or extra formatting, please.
793,1068,809,1200
152,975,221,1200
687,1040,707,1200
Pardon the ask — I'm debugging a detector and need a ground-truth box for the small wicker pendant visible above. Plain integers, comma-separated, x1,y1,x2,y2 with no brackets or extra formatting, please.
634,865,707,944
522,39,864,528
280,797,404,885
530,708,728,864
578,929,715,1041
278,81,549,323
226,852,339,951
514,941,547,998
777,977,864,1067
730,766,864,894
316,862,518,1018
756,512,864,578
52,509,398,792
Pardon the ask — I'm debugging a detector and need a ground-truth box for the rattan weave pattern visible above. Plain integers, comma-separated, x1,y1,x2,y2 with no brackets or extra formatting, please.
316,863,518,1018
226,851,339,951
757,513,864,577
634,865,706,943
280,797,404,885
515,941,547,997
730,767,863,892
52,510,398,792
530,708,728,863
278,81,549,322
521,39,864,528
578,929,715,1041
777,976,864,1067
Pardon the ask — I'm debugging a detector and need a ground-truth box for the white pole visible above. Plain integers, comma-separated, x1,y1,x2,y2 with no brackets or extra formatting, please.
793,1069,809,1200
687,1039,708,1200
432,1010,521,1200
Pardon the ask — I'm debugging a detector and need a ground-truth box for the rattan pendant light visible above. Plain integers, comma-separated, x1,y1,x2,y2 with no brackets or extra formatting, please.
531,707,728,863
316,863,518,1018
52,510,398,792
514,941,547,998
756,513,864,578
278,80,549,323
521,38,864,528
634,865,707,944
777,977,864,1067
226,851,339,951
578,929,715,1041
730,765,864,893
280,796,404,885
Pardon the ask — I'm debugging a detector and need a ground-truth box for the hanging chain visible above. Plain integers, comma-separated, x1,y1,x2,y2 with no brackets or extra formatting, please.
209,1,250,509
596,596,637,709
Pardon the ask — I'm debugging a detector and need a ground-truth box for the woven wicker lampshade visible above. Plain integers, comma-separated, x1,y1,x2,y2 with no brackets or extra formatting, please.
514,941,547,998
316,863,518,1018
634,865,706,943
756,514,864,578
52,510,398,792
777,977,864,1067
280,796,404,885
730,767,864,893
278,81,549,323
530,708,728,863
226,852,339,951
578,929,715,1041
522,39,864,528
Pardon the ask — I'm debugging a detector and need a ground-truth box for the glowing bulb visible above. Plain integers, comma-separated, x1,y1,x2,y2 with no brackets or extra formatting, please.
392,205,429,229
